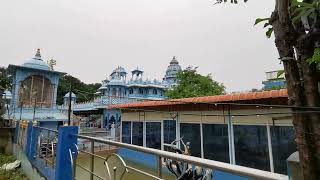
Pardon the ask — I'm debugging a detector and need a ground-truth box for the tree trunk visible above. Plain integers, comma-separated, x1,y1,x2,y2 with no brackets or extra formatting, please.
271,0,320,179
296,41,320,179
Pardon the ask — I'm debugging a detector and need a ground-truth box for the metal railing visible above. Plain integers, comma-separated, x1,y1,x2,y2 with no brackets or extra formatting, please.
72,134,288,180
72,135,164,180
35,126,59,168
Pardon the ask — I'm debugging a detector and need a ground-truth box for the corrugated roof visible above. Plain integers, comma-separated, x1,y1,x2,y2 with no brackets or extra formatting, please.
108,89,288,109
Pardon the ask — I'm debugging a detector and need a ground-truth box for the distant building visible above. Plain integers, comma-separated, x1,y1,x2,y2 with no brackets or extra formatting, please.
72,56,183,128
96,56,182,100
6,49,68,129
262,70,286,90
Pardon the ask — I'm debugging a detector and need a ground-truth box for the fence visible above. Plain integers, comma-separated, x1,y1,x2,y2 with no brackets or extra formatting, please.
13,122,289,180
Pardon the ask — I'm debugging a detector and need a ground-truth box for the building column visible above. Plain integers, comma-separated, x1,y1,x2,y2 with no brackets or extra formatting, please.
176,112,180,149
200,115,204,158
142,112,146,147
227,108,235,165
130,121,133,144
267,122,275,172
161,120,164,151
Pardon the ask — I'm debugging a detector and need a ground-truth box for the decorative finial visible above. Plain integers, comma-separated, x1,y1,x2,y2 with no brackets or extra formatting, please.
47,58,56,70
35,48,41,59
173,56,176,60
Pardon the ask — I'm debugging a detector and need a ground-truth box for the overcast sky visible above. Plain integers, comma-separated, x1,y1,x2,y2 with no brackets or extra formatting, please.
0,0,280,92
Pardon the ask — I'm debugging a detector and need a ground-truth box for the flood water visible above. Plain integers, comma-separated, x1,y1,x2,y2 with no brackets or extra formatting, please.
75,151,175,180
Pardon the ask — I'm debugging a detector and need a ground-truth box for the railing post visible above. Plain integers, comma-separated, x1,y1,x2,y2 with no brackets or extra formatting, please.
287,151,303,180
25,121,33,156
14,121,20,144
55,126,78,180
29,125,39,161
157,156,162,178
90,140,94,180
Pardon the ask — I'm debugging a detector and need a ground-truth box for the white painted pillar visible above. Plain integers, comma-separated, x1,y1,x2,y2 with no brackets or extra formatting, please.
227,109,236,165
142,112,146,147
161,120,164,151
130,121,133,144
200,114,204,158
176,113,180,149
120,120,123,142
267,122,275,172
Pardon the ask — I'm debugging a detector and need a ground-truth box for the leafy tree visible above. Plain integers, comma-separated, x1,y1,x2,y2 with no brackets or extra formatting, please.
165,67,225,99
218,0,320,178
57,74,101,105
0,67,11,126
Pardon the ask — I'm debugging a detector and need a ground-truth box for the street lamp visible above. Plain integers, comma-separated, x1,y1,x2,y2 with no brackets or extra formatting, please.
68,85,72,126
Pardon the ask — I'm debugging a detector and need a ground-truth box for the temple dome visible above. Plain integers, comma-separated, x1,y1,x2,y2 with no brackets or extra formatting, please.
22,49,50,71
165,56,182,79
111,66,127,74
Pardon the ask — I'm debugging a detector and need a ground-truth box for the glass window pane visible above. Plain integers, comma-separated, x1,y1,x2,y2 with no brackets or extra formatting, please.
146,122,161,149
203,124,229,163
163,120,176,144
121,122,131,144
132,122,143,146
271,126,296,174
180,123,201,157
234,125,270,171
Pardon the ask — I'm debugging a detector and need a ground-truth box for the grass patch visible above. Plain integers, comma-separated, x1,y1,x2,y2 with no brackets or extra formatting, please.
0,153,28,180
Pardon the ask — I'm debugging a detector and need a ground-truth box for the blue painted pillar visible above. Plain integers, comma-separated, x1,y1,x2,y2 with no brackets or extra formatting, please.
14,121,20,143
55,126,78,180
25,121,32,155
28,125,39,161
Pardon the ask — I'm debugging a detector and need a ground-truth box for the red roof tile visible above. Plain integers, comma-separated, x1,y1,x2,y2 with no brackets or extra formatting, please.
108,89,288,109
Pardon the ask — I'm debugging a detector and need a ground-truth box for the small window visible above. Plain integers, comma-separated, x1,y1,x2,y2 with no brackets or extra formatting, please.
139,88,144,94
153,89,157,95
129,89,133,94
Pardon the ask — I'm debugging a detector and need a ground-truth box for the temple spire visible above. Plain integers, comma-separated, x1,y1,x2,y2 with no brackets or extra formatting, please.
170,56,178,64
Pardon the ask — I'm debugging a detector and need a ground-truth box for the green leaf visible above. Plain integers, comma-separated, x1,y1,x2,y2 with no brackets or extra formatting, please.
254,18,269,26
266,27,273,38
277,70,285,78
307,48,320,65
293,7,315,23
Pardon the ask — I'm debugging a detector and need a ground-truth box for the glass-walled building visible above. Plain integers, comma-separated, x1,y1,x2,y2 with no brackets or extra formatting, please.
111,89,296,175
